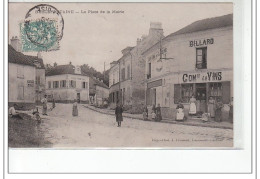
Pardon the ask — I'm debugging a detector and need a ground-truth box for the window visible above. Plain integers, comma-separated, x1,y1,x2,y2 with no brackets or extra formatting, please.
113,73,115,84
196,47,207,69
36,76,40,85
127,65,130,79
121,68,125,81
60,80,66,88
209,83,222,101
70,80,76,88
53,81,59,88
174,84,193,103
17,85,24,100
82,82,88,89
147,63,151,79
181,84,193,103
48,81,51,89
17,66,24,78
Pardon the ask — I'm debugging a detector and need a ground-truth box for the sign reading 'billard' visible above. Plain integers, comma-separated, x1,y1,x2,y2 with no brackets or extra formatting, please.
189,38,214,47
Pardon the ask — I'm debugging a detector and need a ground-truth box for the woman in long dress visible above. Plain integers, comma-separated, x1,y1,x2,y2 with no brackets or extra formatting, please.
155,104,162,121
142,105,148,121
115,103,123,127
72,99,78,117
189,95,197,115
215,98,223,122
41,95,48,115
176,101,185,121
208,96,216,118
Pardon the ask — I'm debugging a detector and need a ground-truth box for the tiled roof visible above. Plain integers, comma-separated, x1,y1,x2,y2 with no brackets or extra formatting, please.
46,64,91,77
170,14,233,36
9,45,45,69
92,77,109,89
46,64,76,76
142,14,233,55
8,45,37,67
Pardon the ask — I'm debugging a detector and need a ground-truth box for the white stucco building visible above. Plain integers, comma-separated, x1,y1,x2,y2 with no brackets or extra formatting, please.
143,14,233,120
45,63,90,103
8,45,37,109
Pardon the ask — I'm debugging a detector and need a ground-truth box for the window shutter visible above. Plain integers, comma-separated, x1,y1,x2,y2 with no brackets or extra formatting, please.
174,84,181,104
222,81,230,104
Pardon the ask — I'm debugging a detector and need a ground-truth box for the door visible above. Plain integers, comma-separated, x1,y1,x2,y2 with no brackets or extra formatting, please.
196,83,207,112
77,93,80,103
152,88,156,106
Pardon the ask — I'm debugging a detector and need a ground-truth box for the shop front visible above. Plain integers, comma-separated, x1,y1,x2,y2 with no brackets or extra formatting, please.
146,69,233,120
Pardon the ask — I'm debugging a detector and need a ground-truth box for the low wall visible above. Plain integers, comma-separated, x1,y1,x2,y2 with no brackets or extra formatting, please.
8,102,36,110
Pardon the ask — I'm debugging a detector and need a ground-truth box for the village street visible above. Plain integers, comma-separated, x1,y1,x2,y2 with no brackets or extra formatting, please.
38,103,233,148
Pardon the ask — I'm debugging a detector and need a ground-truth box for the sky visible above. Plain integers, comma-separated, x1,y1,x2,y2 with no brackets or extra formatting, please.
9,3,233,72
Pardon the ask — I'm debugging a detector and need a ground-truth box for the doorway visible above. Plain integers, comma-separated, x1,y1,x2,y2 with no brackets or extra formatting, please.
195,83,207,112
152,88,156,106
77,93,80,103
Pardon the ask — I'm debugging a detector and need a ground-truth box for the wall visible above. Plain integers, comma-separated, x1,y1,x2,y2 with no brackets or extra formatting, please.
9,63,36,105
146,26,233,79
130,31,164,106
109,64,119,88
96,86,109,99
46,74,89,103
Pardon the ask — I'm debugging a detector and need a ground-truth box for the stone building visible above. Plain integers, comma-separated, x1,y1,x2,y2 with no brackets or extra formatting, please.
10,36,46,105
8,45,36,109
143,14,233,120
45,63,90,103
109,22,164,109
89,77,109,106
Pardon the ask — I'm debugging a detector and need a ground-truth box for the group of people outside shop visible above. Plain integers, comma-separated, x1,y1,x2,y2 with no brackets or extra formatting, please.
188,95,233,123
140,95,233,123
142,104,162,122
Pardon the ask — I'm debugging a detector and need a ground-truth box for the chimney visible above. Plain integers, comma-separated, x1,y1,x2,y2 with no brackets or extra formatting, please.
110,61,118,68
54,62,57,67
136,38,141,45
37,51,42,59
149,22,164,37
10,36,21,52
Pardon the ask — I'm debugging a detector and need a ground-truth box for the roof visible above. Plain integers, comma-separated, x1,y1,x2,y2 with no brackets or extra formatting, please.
46,64,89,76
8,45,44,68
170,14,233,36
92,77,109,89
142,14,233,55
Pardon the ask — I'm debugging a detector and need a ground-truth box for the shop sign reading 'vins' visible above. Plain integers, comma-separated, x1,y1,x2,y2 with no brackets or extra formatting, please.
189,38,214,47
182,72,222,83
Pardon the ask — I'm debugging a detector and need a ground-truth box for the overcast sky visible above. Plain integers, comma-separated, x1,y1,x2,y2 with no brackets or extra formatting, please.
9,3,233,72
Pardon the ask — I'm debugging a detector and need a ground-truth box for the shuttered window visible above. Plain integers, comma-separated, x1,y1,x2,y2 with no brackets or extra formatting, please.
53,81,59,88
70,80,76,88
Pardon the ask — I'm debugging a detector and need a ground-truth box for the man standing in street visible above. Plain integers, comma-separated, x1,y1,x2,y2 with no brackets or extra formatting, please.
115,102,123,127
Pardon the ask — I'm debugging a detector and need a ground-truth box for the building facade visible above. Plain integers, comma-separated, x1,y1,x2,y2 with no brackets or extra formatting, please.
109,22,164,109
45,64,90,103
89,77,109,106
143,14,233,120
8,45,37,109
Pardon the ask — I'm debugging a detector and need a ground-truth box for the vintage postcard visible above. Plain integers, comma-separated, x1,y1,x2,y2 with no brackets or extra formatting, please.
8,2,234,148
